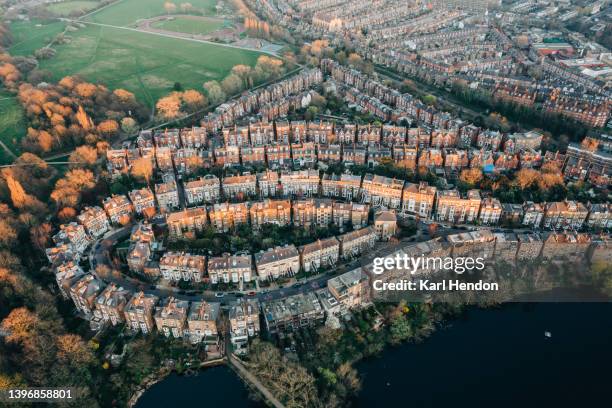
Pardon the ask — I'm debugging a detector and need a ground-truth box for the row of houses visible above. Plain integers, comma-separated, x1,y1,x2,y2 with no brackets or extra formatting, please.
130,218,392,282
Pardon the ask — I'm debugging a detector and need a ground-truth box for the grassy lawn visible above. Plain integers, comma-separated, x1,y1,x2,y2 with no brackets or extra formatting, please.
33,24,261,106
46,0,101,16
86,0,218,27
0,93,26,164
9,20,66,56
151,16,226,35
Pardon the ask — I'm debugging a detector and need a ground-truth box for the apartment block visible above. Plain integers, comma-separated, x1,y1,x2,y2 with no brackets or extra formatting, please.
93,283,130,326
223,173,257,200
54,261,84,298
299,237,340,273
167,207,208,239
184,175,221,205
155,178,179,212
261,292,324,335
314,198,334,226
351,203,370,228
124,291,159,334
155,297,189,338
209,202,249,232
543,201,588,230
255,245,300,280
435,189,482,224
70,274,106,316
77,206,110,239
280,169,320,197
187,301,220,344
249,199,291,229
127,241,151,273
327,268,370,310
402,182,436,218
361,174,403,209
208,253,253,284
229,299,260,350
338,226,377,259
374,210,397,241
159,252,206,282
53,222,90,254
129,188,156,217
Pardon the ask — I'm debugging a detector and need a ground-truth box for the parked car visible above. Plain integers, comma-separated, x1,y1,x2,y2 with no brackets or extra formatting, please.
214,292,224,298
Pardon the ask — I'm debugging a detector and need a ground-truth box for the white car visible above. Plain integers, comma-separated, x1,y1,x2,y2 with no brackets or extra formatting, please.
214,292,225,298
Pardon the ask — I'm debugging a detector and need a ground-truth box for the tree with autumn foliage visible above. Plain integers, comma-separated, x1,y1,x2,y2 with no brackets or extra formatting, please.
50,168,96,209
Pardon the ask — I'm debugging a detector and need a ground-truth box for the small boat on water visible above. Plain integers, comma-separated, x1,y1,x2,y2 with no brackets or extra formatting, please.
544,331,552,338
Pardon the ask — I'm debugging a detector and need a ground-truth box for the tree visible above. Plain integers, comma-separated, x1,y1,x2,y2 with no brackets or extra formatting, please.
182,89,206,112
203,80,226,104
221,73,243,96
514,168,540,189
69,145,98,168
121,117,138,134
163,1,177,13
459,168,483,186
1,307,39,345
156,93,182,120
131,157,154,185
51,169,95,208
97,120,119,137
56,334,94,365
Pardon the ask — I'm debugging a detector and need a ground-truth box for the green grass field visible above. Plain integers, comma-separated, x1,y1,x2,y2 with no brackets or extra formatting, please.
151,16,226,35
86,0,218,27
9,20,66,55
0,93,27,164
46,0,101,16
32,24,261,106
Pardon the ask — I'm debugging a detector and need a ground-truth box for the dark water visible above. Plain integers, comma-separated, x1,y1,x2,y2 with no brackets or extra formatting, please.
134,365,262,408
137,303,612,408
356,302,612,408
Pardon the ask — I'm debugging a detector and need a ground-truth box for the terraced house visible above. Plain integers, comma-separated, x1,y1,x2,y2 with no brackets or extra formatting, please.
256,170,280,198
222,173,257,199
